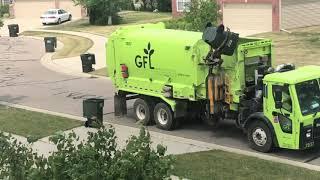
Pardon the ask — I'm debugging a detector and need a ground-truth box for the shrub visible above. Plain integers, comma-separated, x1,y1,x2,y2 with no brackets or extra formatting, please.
0,127,174,179
184,0,220,32
74,0,127,25
0,5,9,17
164,19,194,31
157,0,172,12
120,0,135,10
2,13,9,18
165,0,220,32
0,19,3,27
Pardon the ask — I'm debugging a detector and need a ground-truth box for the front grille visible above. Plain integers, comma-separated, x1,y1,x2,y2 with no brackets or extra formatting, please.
313,118,320,139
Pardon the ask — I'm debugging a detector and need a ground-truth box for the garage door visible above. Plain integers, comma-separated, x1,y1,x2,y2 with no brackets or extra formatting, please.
14,0,54,18
281,0,320,29
59,0,82,18
223,3,272,36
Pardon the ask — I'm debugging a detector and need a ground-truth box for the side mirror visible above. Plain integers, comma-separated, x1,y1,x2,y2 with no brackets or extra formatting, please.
273,85,283,109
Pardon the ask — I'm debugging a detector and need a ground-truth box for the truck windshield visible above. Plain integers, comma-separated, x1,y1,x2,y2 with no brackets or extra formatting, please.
296,79,320,116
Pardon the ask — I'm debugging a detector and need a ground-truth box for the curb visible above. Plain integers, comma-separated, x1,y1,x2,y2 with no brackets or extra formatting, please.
39,52,111,80
21,34,110,80
1,100,320,172
21,30,110,79
0,101,86,122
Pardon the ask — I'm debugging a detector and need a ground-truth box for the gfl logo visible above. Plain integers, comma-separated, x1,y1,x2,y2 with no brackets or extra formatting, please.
135,42,155,69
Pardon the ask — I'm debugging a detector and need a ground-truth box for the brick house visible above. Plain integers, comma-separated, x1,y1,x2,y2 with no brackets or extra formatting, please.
9,0,86,19
172,0,320,34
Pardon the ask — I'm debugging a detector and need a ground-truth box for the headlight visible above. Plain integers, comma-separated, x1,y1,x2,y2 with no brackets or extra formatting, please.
305,129,313,139
306,132,311,138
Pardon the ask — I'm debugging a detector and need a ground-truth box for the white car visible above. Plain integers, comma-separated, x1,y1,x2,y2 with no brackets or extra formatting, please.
41,9,72,25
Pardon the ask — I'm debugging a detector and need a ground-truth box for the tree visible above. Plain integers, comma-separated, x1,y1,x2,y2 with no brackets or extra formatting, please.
164,0,220,32
157,0,172,12
185,0,220,31
73,0,128,25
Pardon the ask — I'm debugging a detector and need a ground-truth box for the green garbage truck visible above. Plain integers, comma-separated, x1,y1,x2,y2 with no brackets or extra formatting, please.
106,23,320,152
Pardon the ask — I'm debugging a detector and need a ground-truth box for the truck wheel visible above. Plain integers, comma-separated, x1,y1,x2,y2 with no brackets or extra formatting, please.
154,103,174,130
133,98,152,125
247,121,273,152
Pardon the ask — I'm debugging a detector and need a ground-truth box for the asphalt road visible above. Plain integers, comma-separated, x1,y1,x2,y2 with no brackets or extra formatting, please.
1,37,320,166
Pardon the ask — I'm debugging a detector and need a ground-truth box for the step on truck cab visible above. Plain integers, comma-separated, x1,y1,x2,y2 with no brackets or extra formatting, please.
106,23,320,152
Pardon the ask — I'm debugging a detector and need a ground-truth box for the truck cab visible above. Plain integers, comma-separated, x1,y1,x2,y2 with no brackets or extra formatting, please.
250,66,320,151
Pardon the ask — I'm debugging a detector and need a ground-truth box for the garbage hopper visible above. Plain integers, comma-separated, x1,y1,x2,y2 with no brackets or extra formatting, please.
80,53,96,73
44,37,57,53
8,24,19,37
83,98,104,127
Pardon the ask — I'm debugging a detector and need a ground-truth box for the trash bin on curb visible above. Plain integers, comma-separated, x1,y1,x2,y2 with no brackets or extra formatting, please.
44,37,57,53
8,24,19,37
83,98,104,127
80,53,96,73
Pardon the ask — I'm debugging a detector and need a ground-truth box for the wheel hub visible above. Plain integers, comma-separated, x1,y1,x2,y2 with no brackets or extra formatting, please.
136,104,146,120
252,128,267,146
157,108,168,125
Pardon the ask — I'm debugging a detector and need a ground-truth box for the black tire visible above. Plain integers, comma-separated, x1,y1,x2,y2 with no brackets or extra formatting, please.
247,121,273,152
57,19,61,24
42,23,46,26
154,102,175,130
68,15,72,21
133,98,153,126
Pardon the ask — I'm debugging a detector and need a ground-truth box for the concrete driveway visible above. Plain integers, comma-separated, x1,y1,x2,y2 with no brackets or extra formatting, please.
1,18,41,36
2,36,320,167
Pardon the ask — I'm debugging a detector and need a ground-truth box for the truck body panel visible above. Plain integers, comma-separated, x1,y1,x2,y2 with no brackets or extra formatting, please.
107,24,272,111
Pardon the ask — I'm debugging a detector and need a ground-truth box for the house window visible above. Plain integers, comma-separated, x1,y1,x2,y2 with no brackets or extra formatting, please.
177,0,191,12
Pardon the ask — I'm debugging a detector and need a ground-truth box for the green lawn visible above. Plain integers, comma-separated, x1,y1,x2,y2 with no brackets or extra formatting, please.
0,106,82,139
20,31,93,60
46,11,172,36
174,150,320,180
255,26,320,67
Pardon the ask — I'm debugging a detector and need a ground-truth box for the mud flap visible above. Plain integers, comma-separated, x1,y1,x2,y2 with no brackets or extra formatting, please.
114,92,127,116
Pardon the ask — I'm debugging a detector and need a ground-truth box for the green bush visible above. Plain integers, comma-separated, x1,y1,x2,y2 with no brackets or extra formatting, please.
120,0,135,10
2,13,9,18
0,19,3,27
157,0,172,12
0,127,173,179
74,0,128,25
185,0,220,31
0,5,9,17
165,19,194,31
165,0,220,32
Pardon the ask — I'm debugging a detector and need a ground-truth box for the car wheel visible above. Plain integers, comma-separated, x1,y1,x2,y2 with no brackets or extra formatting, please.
133,98,153,126
154,102,175,130
68,15,72,21
247,121,273,152
57,19,61,24
42,23,46,26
